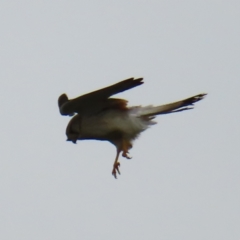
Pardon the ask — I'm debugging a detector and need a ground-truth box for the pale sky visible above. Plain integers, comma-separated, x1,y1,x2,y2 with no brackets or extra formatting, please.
1,1,240,240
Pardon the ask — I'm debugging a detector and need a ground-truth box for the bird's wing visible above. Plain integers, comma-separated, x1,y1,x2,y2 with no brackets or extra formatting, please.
138,94,207,117
59,77,143,116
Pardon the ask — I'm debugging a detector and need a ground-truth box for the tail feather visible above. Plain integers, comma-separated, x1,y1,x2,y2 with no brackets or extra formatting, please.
140,93,207,117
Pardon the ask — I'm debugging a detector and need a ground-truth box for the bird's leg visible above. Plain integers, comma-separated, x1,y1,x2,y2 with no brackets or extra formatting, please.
112,149,121,179
122,140,132,159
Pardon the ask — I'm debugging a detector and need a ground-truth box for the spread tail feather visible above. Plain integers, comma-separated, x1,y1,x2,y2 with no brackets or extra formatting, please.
140,93,207,117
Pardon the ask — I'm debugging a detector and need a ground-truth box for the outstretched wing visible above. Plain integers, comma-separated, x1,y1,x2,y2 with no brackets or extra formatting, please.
138,94,207,116
58,77,144,116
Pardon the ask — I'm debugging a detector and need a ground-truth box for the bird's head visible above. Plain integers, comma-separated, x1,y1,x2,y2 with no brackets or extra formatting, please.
66,115,81,144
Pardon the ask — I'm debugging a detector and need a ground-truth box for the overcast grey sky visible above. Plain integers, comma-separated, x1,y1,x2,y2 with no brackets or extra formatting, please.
1,1,240,239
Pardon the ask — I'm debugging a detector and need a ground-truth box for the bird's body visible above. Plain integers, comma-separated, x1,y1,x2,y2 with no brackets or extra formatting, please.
66,106,153,142
58,78,207,178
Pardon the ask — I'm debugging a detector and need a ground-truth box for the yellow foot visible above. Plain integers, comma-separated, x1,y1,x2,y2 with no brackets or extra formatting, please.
112,162,120,179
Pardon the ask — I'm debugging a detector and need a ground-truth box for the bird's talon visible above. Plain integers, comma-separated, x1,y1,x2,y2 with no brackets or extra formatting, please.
122,152,131,159
112,162,120,178
112,170,117,179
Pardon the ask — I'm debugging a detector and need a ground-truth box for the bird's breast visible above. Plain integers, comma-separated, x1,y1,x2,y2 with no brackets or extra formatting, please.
79,110,148,141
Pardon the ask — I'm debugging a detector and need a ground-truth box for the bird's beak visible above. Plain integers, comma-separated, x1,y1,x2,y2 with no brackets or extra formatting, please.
66,138,77,144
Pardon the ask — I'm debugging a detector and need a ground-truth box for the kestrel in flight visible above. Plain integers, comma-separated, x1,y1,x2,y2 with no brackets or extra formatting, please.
58,78,206,178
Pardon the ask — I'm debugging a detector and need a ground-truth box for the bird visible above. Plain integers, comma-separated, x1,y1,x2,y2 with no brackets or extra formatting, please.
58,77,207,178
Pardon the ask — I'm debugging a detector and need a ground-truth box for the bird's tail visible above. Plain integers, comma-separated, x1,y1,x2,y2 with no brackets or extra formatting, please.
138,93,207,117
